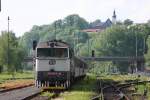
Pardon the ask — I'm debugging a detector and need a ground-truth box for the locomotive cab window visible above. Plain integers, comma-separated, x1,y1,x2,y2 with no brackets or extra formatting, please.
37,48,68,58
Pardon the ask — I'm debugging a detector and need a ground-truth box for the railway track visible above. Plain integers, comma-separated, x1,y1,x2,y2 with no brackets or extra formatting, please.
0,84,63,100
0,84,34,93
0,86,41,100
92,78,149,100
99,80,130,100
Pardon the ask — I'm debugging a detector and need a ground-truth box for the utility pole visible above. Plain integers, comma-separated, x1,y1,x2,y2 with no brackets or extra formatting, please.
7,16,10,68
54,22,56,40
136,33,137,57
88,37,89,56
143,37,145,55
77,32,79,56
0,0,1,12
74,32,78,56
135,32,138,72
74,32,76,56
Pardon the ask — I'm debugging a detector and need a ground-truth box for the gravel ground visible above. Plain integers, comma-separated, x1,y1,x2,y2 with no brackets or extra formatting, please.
30,96,49,100
0,86,40,100
31,96,64,100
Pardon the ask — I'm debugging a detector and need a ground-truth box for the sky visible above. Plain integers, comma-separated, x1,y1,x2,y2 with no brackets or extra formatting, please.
0,0,150,37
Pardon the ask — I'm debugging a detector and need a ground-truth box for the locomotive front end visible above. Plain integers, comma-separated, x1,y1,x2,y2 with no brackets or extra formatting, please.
34,40,71,89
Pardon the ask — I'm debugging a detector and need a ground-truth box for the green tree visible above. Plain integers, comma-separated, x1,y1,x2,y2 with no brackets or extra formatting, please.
145,36,150,66
0,31,26,76
63,14,89,29
145,22,150,67
20,14,89,56
90,25,148,72
123,19,133,26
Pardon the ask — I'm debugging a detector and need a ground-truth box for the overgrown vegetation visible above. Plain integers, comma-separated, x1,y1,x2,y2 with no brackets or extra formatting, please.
60,74,97,100
41,74,97,100
0,31,26,77
0,71,34,83
100,74,150,82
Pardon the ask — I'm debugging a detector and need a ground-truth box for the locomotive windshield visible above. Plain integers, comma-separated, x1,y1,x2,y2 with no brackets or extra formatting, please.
37,48,68,58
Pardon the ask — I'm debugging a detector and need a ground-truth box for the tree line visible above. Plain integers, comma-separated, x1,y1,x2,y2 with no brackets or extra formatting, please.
81,24,150,73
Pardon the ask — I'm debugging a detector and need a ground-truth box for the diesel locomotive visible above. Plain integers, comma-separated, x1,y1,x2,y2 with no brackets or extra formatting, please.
33,40,87,89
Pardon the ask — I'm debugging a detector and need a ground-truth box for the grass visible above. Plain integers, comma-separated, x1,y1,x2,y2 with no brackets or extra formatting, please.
146,83,150,99
0,71,34,89
61,91,94,100
135,83,150,99
41,91,54,97
59,74,97,100
136,84,145,94
100,74,150,83
40,74,97,100
0,71,34,83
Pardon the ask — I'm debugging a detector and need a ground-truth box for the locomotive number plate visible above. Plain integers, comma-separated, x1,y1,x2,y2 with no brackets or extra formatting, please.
49,59,56,65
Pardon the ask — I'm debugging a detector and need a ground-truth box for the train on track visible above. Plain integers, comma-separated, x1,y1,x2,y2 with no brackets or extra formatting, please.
33,40,87,89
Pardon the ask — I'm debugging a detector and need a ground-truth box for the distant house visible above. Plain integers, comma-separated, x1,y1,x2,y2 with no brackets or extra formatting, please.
82,10,117,33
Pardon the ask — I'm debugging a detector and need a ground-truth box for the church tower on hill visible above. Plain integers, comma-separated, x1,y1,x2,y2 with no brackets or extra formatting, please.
112,10,117,24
